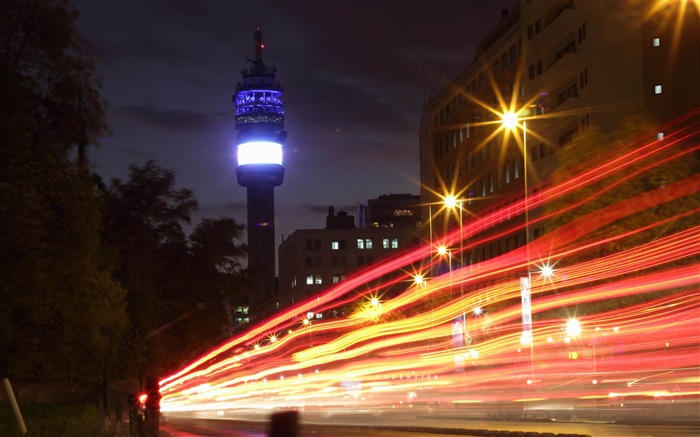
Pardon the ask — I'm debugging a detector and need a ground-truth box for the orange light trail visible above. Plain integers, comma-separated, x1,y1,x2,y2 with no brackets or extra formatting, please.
159,114,700,416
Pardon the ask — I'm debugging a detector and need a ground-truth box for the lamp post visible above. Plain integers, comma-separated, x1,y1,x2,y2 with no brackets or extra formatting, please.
502,112,534,383
443,196,464,297
501,113,529,256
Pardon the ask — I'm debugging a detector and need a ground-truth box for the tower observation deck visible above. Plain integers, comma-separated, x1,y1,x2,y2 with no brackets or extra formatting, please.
234,27,287,309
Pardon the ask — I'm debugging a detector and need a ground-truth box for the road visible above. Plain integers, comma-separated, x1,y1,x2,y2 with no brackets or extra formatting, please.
160,410,700,437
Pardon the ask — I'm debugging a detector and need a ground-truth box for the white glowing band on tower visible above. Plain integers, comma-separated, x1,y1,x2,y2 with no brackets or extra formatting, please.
237,141,283,166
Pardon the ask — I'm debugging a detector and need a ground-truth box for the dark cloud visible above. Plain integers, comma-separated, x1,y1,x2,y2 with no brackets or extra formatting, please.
76,0,517,245
112,105,227,132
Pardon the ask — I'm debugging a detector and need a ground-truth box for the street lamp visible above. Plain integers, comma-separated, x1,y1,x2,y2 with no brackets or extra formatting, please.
436,245,453,296
501,112,529,257
443,195,465,298
502,111,534,383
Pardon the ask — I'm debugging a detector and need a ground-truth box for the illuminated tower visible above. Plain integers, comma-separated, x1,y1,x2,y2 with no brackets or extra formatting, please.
234,27,286,309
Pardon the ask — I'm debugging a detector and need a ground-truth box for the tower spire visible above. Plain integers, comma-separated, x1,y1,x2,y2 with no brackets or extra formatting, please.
254,26,264,66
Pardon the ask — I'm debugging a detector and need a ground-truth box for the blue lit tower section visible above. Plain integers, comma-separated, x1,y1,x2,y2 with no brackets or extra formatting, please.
234,27,286,309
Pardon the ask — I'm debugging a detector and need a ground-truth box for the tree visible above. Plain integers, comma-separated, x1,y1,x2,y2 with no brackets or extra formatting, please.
0,0,126,393
103,161,248,378
0,0,105,158
542,115,700,314
103,161,196,379
163,217,249,367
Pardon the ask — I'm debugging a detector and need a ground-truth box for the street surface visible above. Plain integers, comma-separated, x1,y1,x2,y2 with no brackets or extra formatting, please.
160,411,700,437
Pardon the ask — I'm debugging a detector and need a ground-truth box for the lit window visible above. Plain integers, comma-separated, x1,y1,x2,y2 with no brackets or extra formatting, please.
291,277,297,287
654,84,663,94
382,238,390,249
652,37,660,47
314,275,322,285
657,132,664,140
306,275,313,285
365,239,373,249
332,275,340,284
356,239,365,249
391,238,399,249
331,241,339,250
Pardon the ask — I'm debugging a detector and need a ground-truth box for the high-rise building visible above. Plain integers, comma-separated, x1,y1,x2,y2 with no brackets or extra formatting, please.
419,0,699,265
278,199,422,310
233,27,287,309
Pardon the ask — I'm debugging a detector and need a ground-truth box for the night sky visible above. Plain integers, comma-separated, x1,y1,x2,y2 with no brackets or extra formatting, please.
75,0,516,245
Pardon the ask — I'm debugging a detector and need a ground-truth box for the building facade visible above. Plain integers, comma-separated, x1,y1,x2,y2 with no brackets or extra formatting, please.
278,198,422,310
419,0,700,266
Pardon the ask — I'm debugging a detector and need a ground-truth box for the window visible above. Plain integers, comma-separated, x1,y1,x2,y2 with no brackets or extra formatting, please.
305,239,313,250
391,238,398,249
657,132,664,140
579,68,588,89
332,275,340,284
291,277,297,287
382,238,390,249
527,24,534,40
652,37,660,47
557,83,578,105
365,239,373,249
306,275,313,285
505,163,511,183
357,238,365,249
536,60,542,75
654,84,663,95
555,40,576,61
339,240,347,249
558,127,579,145
306,257,312,267
514,159,520,180
358,256,365,266
331,241,339,250
314,239,321,250
314,275,322,285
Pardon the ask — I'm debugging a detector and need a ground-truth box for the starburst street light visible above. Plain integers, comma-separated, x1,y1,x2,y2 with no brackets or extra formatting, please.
502,111,519,129
566,318,582,338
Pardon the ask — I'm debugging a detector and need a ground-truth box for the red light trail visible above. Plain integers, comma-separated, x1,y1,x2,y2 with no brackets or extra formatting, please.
159,114,700,417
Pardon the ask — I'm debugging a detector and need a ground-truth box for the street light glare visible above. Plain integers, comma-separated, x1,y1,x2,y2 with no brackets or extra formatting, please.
443,195,458,209
566,318,582,337
413,274,425,285
437,245,448,256
540,264,554,278
502,112,519,129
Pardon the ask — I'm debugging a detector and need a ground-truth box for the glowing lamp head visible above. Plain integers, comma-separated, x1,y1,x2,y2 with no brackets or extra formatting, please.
502,112,519,129
444,195,458,209
237,141,283,166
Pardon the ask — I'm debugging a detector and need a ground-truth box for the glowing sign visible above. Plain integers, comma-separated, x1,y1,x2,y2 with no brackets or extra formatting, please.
520,276,532,344
237,141,283,166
